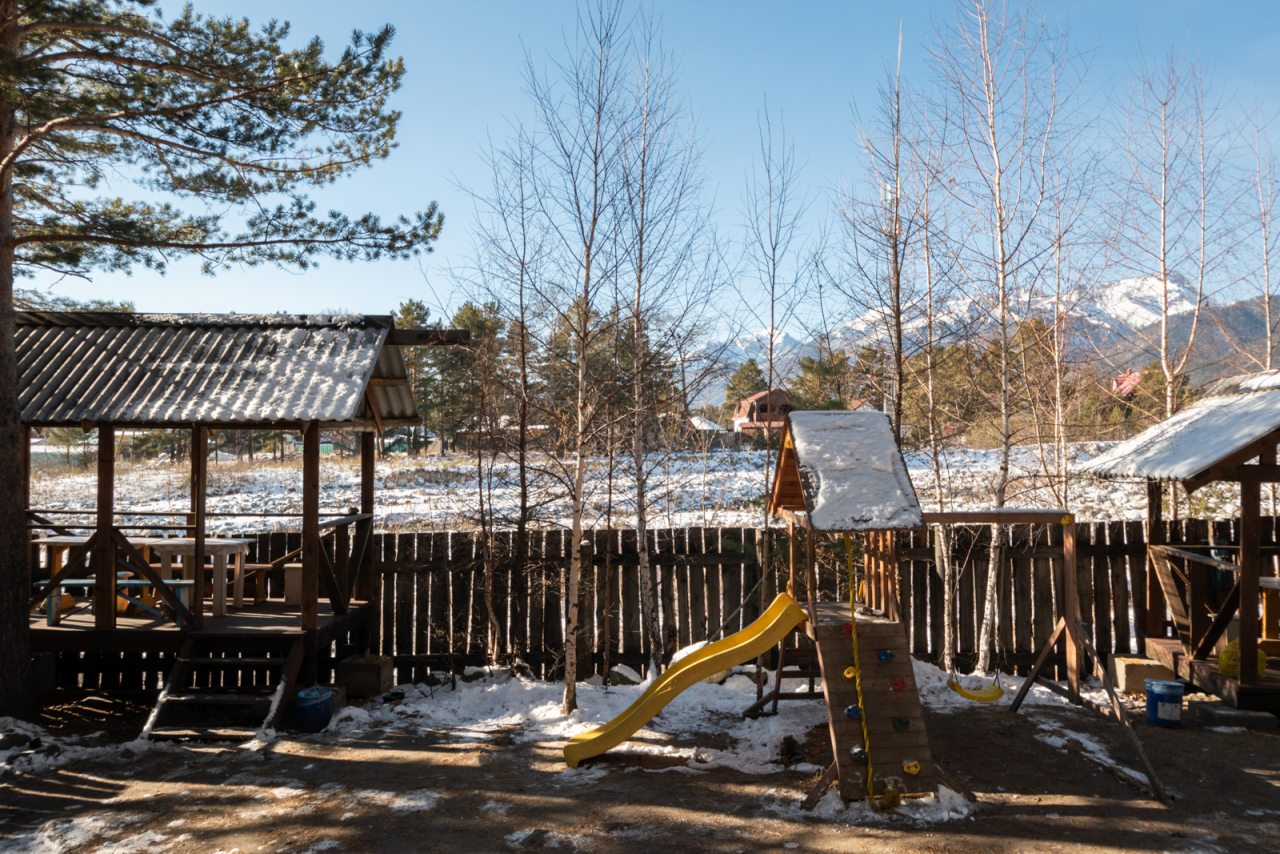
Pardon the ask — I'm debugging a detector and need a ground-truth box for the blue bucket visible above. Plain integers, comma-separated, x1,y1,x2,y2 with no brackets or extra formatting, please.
1144,678,1183,727
295,685,333,733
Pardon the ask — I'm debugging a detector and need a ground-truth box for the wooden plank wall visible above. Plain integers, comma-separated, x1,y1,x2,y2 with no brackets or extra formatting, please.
240,526,768,684
49,516,1280,690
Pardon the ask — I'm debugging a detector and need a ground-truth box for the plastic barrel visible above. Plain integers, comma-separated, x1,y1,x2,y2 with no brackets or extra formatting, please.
1143,678,1183,727
295,685,333,733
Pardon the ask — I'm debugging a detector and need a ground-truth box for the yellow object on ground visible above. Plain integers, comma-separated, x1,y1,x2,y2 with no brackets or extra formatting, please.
947,678,1005,703
1218,640,1268,679
563,593,808,768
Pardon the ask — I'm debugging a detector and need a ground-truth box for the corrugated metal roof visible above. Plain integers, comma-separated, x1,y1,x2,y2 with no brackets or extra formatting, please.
17,312,421,427
1084,369,1280,481
776,410,923,531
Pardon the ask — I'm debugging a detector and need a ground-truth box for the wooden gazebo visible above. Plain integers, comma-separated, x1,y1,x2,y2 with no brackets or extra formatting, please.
1086,370,1280,710
18,311,464,728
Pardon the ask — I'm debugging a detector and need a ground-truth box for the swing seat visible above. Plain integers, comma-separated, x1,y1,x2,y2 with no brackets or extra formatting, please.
947,678,1005,703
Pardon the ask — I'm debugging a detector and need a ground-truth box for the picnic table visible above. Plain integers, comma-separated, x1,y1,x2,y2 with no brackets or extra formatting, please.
144,537,255,617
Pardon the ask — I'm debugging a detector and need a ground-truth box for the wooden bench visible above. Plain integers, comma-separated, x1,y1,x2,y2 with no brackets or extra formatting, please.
42,577,196,626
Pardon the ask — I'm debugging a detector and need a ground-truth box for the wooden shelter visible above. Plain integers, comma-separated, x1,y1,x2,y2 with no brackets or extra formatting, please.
1085,370,1280,711
19,311,465,734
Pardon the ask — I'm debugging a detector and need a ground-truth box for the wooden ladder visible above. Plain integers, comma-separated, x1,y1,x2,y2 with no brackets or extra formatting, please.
743,627,823,717
142,636,305,742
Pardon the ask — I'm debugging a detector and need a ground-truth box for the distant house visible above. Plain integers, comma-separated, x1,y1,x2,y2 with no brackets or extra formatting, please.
732,388,791,438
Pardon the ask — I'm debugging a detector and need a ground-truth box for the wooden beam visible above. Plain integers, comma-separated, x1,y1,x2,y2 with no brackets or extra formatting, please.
922,509,1073,525
1145,479,1167,638
385,328,471,346
190,426,207,629
1240,478,1262,685
302,422,320,633
93,425,117,629
357,430,376,602
1062,520,1081,699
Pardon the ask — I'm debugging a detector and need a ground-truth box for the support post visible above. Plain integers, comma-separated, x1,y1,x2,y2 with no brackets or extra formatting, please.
94,424,116,630
1262,446,1279,642
804,526,817,624
1062,516,1081,699
22,425,32,577
358,430,375,603
1240,478,1261,685
302,421,320,633
1145,479,1167,638
190,425,207,629
787,520,797,599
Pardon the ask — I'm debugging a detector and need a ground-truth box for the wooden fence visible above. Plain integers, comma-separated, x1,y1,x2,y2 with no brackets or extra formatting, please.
237,516,1278,684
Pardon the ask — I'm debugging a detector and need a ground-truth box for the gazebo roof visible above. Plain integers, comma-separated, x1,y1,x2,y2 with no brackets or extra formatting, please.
1083,369,1280,487
768,410,922,531
17,311,436,429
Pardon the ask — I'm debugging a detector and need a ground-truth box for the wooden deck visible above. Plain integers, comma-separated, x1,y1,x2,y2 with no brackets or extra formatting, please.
31,600,374,650
1146,636,1280,712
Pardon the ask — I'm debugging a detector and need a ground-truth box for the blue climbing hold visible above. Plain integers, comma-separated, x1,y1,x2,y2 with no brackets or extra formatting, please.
877,649,895,664
843,704,862,720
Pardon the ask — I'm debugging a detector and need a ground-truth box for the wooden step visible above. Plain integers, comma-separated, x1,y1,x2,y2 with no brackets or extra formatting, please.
164,692,273,706
148,726,259,742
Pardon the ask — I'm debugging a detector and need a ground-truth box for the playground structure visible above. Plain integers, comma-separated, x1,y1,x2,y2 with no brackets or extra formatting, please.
565,409,1172,808
1085,370,1280,712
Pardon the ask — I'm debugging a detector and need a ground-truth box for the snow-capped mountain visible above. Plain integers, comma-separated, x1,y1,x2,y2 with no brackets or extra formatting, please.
1074,273,1199,333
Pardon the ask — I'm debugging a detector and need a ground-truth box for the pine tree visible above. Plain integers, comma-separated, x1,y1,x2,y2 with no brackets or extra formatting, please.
0,1,444,717
721,358,766,422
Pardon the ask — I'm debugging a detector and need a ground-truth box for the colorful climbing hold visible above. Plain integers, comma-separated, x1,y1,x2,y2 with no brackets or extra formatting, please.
843,666,857,680
902,760,921,776
890,677,907,692
849,746,869,765
841,622,853,636
877,649,895,664
892,716,910,732
843,704,862,720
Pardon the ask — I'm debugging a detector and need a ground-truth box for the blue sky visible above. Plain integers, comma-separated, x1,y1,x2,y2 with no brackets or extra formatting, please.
26,1,1280,324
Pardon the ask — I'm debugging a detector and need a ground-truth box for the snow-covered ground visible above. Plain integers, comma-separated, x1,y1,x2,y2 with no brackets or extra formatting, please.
28,441,1245,535
3,653,1164,838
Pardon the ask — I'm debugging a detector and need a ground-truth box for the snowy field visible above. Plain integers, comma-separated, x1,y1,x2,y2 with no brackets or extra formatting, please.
28,441,1245,535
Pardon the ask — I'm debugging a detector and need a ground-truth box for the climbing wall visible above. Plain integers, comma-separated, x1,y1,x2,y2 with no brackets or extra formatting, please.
812,604,941,801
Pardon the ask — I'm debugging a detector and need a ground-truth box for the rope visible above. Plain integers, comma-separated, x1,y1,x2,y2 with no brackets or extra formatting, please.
845,533,876,802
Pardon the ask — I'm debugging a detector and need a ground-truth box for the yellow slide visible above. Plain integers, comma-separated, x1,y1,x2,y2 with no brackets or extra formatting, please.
563,592,808,768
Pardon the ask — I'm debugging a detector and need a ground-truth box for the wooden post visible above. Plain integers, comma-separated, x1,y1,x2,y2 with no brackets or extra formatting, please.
302,421,320,633
1239,478,1261,685
1262,446,1279,642
804,526,817,624
358,430,376,602
1062,516,1081,700
190,426,207,629
787,520,797,598
1145,479,1167,638
22,425,32,576
94,424,116,630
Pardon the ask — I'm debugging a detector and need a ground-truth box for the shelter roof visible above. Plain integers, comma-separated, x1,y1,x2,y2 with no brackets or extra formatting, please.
768,410,922,531
17,311,429,428
1083,369,1280,484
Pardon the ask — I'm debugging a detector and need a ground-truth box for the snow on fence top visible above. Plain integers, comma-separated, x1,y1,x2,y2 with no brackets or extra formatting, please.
1084,368,1280,482
17,311,420,427
770,410,923,531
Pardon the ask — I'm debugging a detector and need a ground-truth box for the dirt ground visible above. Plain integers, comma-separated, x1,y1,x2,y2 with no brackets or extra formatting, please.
1,694,1278,853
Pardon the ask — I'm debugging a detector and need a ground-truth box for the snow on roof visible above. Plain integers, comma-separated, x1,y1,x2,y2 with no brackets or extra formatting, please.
689,415,724,431
17,312,418,426
1084,377,1280,481
783,410,922,531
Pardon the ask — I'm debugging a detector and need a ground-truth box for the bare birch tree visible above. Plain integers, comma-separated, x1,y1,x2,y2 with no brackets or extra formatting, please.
525,2,628,712
744,107,805,593
931,0,1070,671
1114,56,1231,419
